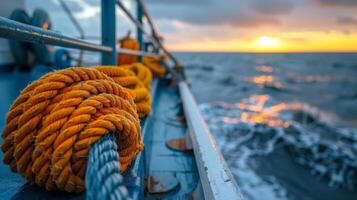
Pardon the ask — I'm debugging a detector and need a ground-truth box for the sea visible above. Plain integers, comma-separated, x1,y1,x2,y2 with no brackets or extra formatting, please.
174,52,357,200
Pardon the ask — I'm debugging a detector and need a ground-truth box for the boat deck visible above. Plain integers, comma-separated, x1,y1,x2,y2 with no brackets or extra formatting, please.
0,67,199,200
145,79,198,199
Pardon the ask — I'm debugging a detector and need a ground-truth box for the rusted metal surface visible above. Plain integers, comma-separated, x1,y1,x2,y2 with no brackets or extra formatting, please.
147,175,180,194
178,82,244,200
166,138,192,152
166,132,193,152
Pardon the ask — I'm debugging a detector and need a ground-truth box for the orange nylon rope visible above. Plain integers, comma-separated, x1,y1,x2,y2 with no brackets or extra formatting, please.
94,65,152,118
143,56,167,78
1,67,143,192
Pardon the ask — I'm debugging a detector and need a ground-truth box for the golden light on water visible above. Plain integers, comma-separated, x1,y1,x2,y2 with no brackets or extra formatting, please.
250,75,275,85
222,95,290,127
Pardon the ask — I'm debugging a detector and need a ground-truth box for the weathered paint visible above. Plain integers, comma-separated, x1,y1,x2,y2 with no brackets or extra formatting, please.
136,0,143,62
0,17,112,53
179,82,244,200
101,0,116,65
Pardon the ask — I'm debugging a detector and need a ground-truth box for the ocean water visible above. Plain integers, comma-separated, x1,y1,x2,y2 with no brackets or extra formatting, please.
174,53,357,200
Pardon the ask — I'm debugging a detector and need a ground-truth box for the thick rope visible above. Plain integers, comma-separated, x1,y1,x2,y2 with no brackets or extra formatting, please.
117,36,139,65
143,56,167,78
1,67,143,192
86,135,130,200
94,65,152,118
115,35,167,78
1,62,166,193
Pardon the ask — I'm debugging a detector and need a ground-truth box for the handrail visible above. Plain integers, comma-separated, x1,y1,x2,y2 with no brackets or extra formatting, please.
136,0,180,66
179,82,244,200
117,48,160,58
137,0,160,40
116,0,160,49
0,16,112,53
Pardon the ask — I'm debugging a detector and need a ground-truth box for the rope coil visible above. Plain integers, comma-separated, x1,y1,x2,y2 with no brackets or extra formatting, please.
1,60,167,193
1,67,143,192
94,65,153,118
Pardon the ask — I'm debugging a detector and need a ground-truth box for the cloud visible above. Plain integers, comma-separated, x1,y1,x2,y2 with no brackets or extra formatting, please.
250,0,294,15
315,0,357,7
336,16,357,25
147,0,282,27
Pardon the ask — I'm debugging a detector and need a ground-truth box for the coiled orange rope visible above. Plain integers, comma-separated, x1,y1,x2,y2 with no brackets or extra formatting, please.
1,67,143,192
143,56,167,78
94,65,152,118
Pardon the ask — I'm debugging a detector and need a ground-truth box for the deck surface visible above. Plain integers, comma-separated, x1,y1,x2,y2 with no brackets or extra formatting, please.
145,80,198,199
0,67,198,200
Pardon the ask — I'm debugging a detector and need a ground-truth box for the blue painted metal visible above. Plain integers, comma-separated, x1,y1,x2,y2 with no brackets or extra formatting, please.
137,0,159,41
136,0,143,62
116,0,159,50
136,0,179,66
0,17,112,53
54,48,71,68
101,0,117,65
8,9,32,70
178,82,244,199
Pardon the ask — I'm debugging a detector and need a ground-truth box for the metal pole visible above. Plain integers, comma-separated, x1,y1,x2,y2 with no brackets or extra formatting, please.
136,0,180,67
138,0,159,40
116,0,159,49
0,17,112,53
136,0,143,62
101,0,117,65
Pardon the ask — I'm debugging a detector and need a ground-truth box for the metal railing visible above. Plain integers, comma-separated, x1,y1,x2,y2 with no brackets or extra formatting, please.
179,82,244,199
0,0,171,66
0,16,112,53
0,0,243,199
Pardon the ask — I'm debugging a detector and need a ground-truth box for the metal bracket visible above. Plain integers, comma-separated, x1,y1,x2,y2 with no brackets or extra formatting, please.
147,175,180,194
166,132,193,152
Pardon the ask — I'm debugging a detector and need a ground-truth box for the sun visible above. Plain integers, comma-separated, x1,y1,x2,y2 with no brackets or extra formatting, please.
255,36,279,48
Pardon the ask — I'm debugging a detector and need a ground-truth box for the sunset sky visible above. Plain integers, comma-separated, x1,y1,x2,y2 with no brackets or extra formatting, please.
29,0,357,52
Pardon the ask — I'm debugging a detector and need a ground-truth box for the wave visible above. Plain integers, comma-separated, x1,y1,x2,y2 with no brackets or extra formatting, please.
199,94,357,199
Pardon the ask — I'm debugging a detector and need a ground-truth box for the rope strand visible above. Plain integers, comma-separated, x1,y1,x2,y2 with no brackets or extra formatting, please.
1,62,167,193
1,67,142,192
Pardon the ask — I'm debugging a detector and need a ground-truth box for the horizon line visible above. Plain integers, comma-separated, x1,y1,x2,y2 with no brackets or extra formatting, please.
171,50,357,54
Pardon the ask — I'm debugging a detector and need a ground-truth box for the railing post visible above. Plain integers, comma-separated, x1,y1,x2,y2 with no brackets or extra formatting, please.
136,0,143,61
101,0,116,65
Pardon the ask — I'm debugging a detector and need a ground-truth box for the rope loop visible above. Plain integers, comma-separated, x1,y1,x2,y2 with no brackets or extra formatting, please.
1,67,142,192
1,63,167,193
